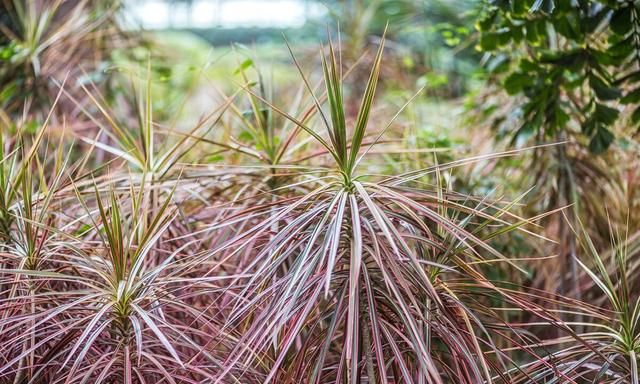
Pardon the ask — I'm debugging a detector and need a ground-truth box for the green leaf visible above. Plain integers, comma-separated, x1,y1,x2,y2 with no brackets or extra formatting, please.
486,54,510,73
582,118,597,136
477,11,497,31
238,130,254,143
155,65,172,82
504,72,531,94
589,126,614,154
496,29,512,45
511,0,526,15
490,0,509,8
608,34,635,61
479,32,499,50
525,22,542,43
234,58,254,75
510,24,525,42
539,49,584,69
616,69,640,86
207,154,224,163
519,59,539,72
590,74,622,101
24,121,39,134
610,6,632,35
348,29,386,173
0,82,17,103
0,42,18,61
550,104,570,129
593,103,619,125
553,16,578,40
591,48,617,66
586,6,611,33
621,88,640,104
631,105,640,124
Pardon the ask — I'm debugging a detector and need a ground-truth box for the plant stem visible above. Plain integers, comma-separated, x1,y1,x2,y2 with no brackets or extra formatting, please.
361,295,376,384
631,350,638,384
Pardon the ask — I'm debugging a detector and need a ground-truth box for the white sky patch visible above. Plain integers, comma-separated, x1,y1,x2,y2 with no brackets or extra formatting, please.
126,0,326,29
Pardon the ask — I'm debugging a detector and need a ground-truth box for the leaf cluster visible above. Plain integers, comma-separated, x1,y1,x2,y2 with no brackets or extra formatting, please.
479,0,640,153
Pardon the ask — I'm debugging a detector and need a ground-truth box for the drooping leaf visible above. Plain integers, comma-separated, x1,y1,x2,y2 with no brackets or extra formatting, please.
589,126,615,154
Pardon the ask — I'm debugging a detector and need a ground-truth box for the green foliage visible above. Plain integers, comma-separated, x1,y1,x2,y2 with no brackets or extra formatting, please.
478,0,640,153
330,0,482,98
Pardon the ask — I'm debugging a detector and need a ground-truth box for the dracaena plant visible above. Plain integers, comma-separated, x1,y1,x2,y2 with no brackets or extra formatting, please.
0,104,242,381
0,171,253,383
68,66,232,179
195,53,318,196
201,49,363,192
0,98,62,246
511,217,640,383
0,0,125,121
0,133,76,384
206,32,557,383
